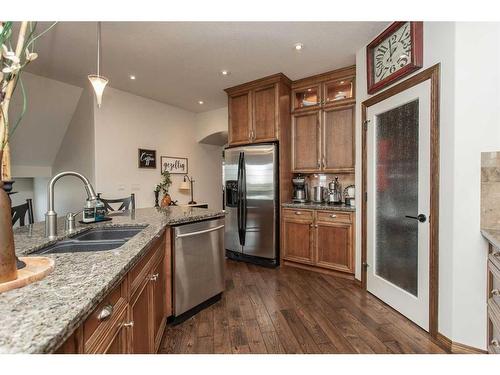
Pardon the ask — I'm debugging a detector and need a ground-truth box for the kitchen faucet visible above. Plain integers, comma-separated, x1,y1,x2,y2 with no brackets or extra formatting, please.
45,171,97,240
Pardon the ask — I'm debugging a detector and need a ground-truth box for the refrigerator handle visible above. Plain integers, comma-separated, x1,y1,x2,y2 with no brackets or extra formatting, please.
237,152,246,246
241,152,247,237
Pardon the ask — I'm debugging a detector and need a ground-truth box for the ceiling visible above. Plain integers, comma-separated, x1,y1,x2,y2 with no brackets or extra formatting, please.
26,22,388,112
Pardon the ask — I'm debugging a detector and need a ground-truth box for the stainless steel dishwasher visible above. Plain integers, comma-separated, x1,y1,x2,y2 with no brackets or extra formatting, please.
172,217,225,321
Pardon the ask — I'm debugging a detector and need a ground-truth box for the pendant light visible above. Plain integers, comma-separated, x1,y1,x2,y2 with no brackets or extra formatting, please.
88,22,108,108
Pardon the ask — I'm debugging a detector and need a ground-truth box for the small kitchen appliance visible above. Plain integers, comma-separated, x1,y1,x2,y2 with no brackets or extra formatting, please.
292,175,308,203
344,185,356,206
312,186,325,203
327,176,342,205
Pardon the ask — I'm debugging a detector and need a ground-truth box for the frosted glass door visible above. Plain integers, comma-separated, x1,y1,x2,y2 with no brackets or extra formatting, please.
366,80,430,331
375,100,419,296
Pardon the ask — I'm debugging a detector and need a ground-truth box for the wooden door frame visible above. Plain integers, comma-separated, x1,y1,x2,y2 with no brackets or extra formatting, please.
361,64,440,338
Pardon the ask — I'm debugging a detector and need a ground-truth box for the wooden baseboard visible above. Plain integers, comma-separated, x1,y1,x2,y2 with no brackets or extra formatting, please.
436,333,487,354
282,260,355,281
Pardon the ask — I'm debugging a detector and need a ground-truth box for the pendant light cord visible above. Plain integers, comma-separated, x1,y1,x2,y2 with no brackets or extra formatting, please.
96,22,101,77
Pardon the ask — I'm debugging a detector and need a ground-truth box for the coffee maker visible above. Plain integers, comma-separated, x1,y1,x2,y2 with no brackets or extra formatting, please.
292,175,308,203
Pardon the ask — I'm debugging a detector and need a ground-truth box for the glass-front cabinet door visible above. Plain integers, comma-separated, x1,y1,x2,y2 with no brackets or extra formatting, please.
324,77,355,106
292,85,322,112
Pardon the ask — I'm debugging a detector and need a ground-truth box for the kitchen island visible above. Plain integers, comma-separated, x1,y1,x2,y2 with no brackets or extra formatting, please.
0,206,224,354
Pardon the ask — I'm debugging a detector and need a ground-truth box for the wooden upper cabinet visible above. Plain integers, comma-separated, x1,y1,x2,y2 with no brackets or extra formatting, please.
228,92,252,145
253,84,277,142
292,111,320,172
322,105,355,172
226,73,291,147
290,66,356,173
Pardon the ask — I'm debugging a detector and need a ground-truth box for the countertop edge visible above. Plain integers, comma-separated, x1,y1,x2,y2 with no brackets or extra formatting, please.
481,229,500,250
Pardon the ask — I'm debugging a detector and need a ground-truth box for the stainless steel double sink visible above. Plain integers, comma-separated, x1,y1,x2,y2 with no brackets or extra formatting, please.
33,226,147,255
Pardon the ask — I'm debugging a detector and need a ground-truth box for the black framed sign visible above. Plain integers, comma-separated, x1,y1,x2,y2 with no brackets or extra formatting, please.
138,148,157,169
161,156,188,174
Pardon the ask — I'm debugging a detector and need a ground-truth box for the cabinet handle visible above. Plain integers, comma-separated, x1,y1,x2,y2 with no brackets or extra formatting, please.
294,211,302,215
97,304,113,321
314,224,318,228
330,214,337,218
123,321,134,328
149,273,159,281
310,224,313,228
491,289,500,296
491,339,500,347
317,160,321,169
322,157,326,168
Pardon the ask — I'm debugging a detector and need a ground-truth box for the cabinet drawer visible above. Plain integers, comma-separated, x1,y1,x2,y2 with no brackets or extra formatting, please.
83,280,127,352
129,233,164,296
316,211,352,224
282,209,314,221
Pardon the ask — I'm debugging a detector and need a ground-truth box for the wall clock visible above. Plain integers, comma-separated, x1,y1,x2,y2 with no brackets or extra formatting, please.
367,21,423,94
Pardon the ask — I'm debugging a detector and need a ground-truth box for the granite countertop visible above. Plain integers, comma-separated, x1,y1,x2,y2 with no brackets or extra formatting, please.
481,228,500,251
282,202,356,212
0,206,224,354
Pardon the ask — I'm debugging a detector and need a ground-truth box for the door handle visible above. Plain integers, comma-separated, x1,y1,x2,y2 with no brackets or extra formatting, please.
176,225,225,239
405,214,427,223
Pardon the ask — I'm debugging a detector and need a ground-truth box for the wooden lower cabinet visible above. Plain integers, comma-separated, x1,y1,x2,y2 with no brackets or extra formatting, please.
315,221,353,273
282,208,355,275
54,229,171,354
282,218,314,264
130,278,151,354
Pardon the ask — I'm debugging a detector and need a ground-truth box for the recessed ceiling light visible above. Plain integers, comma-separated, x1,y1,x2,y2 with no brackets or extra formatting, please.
220,70,230,76
129,75,136,80
294,43,304,51
198,100,204,105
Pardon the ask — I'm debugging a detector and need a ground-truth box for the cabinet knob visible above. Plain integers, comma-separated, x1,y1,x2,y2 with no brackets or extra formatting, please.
491,289,500,296
491,339,499,347
123,321,134,328
294,211,302,215
149,273,159,281
310,224,313,228
314,224,318,228
97,304,113,321
330,214,337,218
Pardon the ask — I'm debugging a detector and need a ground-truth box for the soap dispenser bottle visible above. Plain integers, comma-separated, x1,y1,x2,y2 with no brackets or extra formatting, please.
83,198,96,223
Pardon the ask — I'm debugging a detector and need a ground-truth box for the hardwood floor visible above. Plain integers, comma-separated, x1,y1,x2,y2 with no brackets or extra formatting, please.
160,259,447,354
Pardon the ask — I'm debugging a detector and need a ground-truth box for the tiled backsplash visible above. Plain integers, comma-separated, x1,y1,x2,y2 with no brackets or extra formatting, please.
481,152,500,230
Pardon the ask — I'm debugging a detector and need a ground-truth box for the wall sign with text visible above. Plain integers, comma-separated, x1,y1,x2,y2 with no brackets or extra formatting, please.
138,148,157,169
161,156,188,174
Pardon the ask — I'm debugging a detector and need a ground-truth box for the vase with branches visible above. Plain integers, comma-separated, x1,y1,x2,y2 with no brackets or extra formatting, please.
155,170,172,207
0,21,56,283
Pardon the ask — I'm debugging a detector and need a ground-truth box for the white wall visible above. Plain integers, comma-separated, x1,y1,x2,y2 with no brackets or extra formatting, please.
10,72,82,169
93,87,223,210
50,88,95,215
195,107,228,145
451,22,500,348
355,22,500,349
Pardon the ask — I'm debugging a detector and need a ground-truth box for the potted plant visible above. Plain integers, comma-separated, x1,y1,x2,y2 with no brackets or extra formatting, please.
155,170,172,208
0,21,56,282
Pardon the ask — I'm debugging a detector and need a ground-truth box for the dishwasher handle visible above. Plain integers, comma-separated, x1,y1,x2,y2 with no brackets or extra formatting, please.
176,224,225,239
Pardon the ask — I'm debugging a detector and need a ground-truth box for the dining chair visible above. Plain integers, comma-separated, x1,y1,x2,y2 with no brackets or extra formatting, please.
11,198,34,227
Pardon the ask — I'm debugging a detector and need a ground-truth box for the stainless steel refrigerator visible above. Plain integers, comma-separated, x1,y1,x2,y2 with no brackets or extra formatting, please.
223,143,278,266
